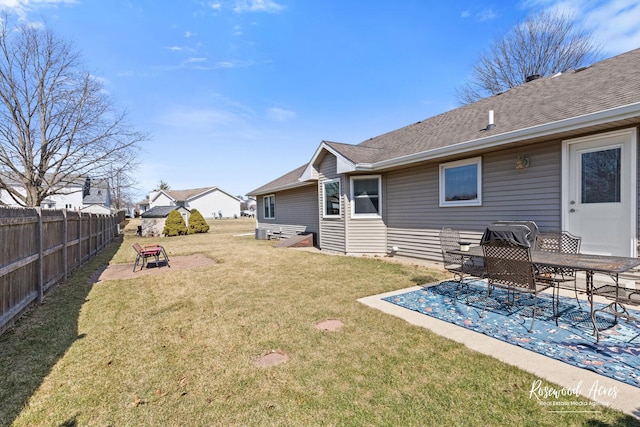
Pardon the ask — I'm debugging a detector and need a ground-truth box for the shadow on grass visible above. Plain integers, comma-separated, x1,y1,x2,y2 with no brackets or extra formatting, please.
0,235,123,427
410,274,442,285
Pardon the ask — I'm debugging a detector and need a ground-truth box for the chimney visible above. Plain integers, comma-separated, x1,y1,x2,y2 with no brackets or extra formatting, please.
83,177,91,198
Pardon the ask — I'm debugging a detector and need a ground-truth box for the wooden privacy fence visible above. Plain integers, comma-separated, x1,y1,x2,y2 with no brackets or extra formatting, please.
0,207,122,333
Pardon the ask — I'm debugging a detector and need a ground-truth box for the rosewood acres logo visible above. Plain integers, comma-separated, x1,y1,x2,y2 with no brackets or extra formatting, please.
529,379,619,410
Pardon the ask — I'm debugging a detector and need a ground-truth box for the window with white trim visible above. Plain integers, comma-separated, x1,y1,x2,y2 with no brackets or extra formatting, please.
322,179,341,218
439,157,482,207
263,195,275,219
351,175,381,217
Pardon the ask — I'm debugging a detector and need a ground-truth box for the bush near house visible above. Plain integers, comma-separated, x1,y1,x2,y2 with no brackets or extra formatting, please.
188,209,210,234
163,210,187,236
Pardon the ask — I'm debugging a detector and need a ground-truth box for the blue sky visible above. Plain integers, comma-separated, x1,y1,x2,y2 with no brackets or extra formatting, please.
1,0,640,201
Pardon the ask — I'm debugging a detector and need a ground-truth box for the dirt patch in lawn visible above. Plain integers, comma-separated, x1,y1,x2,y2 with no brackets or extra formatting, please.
92,254,215,283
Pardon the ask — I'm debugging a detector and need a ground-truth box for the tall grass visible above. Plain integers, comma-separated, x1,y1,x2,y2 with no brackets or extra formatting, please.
0,218,637,426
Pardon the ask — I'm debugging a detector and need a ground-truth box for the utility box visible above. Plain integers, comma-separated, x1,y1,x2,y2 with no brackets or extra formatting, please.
255,228,268,240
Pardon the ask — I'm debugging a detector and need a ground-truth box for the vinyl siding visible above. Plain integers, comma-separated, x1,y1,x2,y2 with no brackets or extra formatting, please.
637,127,640,245
345,175,387,255
188,190,240,219
386,140,561,261
318,154,345,252
256,185,318,236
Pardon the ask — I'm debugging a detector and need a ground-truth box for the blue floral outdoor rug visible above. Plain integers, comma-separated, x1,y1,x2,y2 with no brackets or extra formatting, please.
383,280,640,389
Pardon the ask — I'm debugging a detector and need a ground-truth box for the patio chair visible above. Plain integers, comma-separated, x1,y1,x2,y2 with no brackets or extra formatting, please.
534,231,582,308
439,227,486,301
132,242,170,272
482,241,558,332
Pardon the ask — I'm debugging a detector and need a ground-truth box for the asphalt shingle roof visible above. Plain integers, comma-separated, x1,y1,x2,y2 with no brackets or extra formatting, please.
247,164,312,196
350,47,640,163
249,48,640,195
83,180,109,204
165,187,215,201
141,206,188,218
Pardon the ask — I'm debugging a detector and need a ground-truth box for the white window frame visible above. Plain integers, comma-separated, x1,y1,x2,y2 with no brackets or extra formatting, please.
322,179,341,218
350,175,382,218
263,194,275,219
439,157,482,207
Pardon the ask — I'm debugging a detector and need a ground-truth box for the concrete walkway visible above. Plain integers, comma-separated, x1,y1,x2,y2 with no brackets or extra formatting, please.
358,284,640,419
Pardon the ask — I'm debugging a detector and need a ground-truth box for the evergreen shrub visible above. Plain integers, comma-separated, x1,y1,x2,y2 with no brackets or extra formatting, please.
163,210,188,236
188,209,210,234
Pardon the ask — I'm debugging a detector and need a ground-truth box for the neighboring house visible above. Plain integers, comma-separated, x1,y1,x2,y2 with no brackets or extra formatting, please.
0,176,112,211
140,206,190,237
240,197,257,216
137,198,151,213
82,204,118,215
82,178,111,210
137,199,150,214
248,48,640,261
147,186,241,219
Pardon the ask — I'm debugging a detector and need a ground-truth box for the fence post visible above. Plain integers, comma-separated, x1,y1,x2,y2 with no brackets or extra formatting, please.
36,207,43,303
77,211,82,268
89,213,93,257
62,209,68,282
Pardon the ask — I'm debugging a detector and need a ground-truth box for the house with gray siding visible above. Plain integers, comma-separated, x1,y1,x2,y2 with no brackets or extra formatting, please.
248,165,319,240
247,48,640,261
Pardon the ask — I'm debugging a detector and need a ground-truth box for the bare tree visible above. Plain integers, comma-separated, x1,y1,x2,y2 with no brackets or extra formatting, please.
456,10,600,104
106,153,140,210
0,16,147,207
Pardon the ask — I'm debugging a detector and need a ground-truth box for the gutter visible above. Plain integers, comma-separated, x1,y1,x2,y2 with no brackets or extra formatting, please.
246,180,314,197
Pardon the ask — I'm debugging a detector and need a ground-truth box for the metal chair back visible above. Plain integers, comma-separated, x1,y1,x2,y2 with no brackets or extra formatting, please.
439,227,462,271
534,231,581,275
483,242,537,292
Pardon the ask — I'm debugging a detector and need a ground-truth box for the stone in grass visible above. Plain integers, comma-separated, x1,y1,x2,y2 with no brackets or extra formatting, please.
314,319,344,332
255,350,289,368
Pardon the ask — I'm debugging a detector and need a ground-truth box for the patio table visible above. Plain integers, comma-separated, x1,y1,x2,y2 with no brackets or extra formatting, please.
449,246,640,342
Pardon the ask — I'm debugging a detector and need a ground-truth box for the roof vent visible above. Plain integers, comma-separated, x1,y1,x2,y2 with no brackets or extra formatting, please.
484,110,496,131
525,74,541,83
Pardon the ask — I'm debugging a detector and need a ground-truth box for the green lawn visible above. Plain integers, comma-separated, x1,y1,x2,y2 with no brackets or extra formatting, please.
0,218,637,426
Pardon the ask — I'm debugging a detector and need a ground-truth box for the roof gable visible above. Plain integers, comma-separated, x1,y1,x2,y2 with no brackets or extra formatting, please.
165,186,241,202
247,164,313,196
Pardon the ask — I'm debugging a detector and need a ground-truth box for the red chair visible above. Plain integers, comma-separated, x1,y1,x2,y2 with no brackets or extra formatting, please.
132,242,170,272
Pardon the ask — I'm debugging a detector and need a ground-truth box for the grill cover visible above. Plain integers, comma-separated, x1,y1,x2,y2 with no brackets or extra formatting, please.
480,221,538,248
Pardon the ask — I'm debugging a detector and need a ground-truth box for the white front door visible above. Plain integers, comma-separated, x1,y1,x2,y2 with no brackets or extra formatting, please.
564,129,637,256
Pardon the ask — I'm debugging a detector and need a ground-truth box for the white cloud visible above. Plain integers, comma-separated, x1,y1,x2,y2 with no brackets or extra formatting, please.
267,107,296,122
214,59,254,68
233,0,284,13
522,0,640,55
477,8,498,21
187,57,207,63
0,0,76,18
459,7,497,21
582,0,640,54
158,107,246,131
